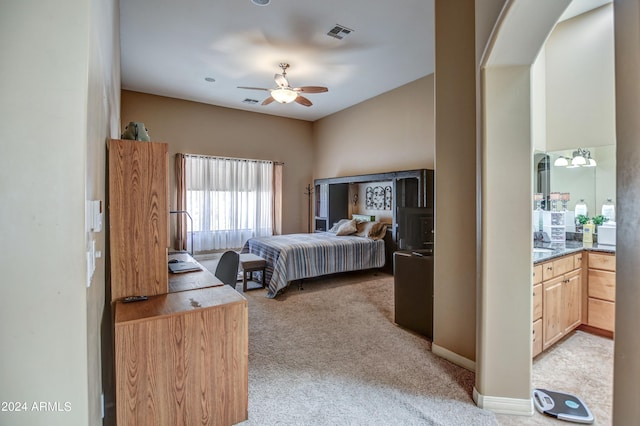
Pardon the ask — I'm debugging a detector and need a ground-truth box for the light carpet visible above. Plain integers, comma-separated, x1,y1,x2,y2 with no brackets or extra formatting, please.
198,257,498,426
197,256,613,425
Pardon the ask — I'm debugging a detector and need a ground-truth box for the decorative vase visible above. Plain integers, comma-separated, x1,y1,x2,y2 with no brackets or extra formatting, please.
121,122,150,141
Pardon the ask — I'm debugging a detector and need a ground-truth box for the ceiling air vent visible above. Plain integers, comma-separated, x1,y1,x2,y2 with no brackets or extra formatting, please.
242,98,260,105
327,24,354,40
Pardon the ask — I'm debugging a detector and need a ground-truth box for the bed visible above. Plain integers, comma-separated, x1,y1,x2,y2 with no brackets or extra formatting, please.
241,220,387,298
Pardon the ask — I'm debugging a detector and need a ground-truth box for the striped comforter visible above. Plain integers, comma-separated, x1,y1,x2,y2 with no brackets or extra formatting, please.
241,233,385,298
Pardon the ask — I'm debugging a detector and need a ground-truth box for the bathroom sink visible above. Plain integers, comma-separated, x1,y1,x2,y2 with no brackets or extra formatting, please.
533,248,554,253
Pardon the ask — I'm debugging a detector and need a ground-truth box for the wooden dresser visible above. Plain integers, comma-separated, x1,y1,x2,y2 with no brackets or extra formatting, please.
108,139,248,425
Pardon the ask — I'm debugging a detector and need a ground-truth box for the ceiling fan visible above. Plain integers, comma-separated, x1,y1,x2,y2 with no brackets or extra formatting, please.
238,63,328,107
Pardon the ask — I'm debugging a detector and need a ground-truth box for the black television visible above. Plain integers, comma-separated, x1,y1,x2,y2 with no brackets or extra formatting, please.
397,207,434,251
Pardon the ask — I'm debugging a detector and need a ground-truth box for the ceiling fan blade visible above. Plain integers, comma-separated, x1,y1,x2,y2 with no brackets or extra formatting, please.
295,95,312,107
274,73,289,88
262,96,276,106
238,86,270,91
294,86,328,94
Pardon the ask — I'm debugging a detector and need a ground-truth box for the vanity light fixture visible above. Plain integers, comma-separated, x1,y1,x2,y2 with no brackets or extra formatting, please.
553,156,570,167
555,148,596,168
571,149,587,166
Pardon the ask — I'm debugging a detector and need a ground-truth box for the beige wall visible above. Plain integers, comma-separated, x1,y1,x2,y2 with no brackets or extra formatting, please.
432,0,479,369
312,75,435,179
0,0,120,425
121,91,314,236
480,65,534,403
613,0,640,422
476,0,575,415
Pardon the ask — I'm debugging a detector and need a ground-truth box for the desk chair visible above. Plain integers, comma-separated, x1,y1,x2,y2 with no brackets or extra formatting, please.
215,251,240,288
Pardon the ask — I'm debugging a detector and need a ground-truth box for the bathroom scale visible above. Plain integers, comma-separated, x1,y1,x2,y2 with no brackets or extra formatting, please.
533,388,594,424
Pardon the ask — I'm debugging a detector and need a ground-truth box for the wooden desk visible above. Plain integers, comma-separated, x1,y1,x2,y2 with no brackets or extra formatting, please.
114,286,248,425
167,252,223,293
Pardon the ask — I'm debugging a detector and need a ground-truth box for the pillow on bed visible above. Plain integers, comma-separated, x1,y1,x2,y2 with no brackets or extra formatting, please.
352,214,376,223
335,219,358,236
329,218,351,233
354,221,388,240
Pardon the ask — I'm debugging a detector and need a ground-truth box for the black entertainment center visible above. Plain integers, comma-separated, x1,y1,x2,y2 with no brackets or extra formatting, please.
313,169,434,339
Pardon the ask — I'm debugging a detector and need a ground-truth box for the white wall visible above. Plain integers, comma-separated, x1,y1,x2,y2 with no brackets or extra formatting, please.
545,5,615,151
0,1,120,425
86,0,121,423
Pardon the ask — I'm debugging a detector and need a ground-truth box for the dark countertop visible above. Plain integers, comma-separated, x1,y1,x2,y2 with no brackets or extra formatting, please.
533,241,616,264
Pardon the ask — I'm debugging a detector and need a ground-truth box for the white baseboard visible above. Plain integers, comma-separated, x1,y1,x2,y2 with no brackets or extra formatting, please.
473,387,534,416
432,343,476,372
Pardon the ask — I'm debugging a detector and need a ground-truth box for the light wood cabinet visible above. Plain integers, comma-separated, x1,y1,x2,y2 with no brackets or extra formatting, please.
588,298,615,331
108,139,169,301
587,252,616,332
532,318,543,358
533,283,543,321
543,276,565,349
563,269,582,333
115,286,248,426
532,265,543,358
532,288,543,357
536,252,582,353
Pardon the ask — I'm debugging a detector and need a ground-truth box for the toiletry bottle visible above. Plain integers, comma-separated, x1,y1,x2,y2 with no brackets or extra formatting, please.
583,222,595,243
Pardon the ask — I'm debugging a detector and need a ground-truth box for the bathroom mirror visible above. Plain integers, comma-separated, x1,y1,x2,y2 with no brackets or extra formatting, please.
536,145,616,217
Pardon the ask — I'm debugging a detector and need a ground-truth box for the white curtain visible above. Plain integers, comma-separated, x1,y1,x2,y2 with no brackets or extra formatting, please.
185,155,273,252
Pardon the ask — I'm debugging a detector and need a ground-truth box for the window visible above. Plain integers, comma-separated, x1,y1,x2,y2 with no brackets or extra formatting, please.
185,155,274,252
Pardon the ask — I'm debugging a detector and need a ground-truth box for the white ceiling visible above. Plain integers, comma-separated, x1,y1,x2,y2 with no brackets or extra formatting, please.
119,0,611,122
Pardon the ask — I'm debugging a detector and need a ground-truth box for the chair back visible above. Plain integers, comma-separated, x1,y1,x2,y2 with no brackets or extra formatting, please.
215,251,240,287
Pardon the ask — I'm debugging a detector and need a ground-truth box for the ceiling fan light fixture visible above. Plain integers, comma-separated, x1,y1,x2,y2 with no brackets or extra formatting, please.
271,88,298,104
251,0,271,6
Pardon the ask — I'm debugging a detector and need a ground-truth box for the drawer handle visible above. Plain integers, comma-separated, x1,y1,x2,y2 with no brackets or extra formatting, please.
547,266,553,271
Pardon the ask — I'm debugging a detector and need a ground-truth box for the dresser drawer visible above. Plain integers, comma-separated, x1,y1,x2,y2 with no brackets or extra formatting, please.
532,318,543,358
588,298,615,332
573,253,584,269
589,252,616,272
588,269,616,301
533,283,542,321
542,255,574,281
533,264,543,285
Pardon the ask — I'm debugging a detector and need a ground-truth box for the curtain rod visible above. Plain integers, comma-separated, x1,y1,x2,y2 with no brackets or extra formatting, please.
180,152,284,165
